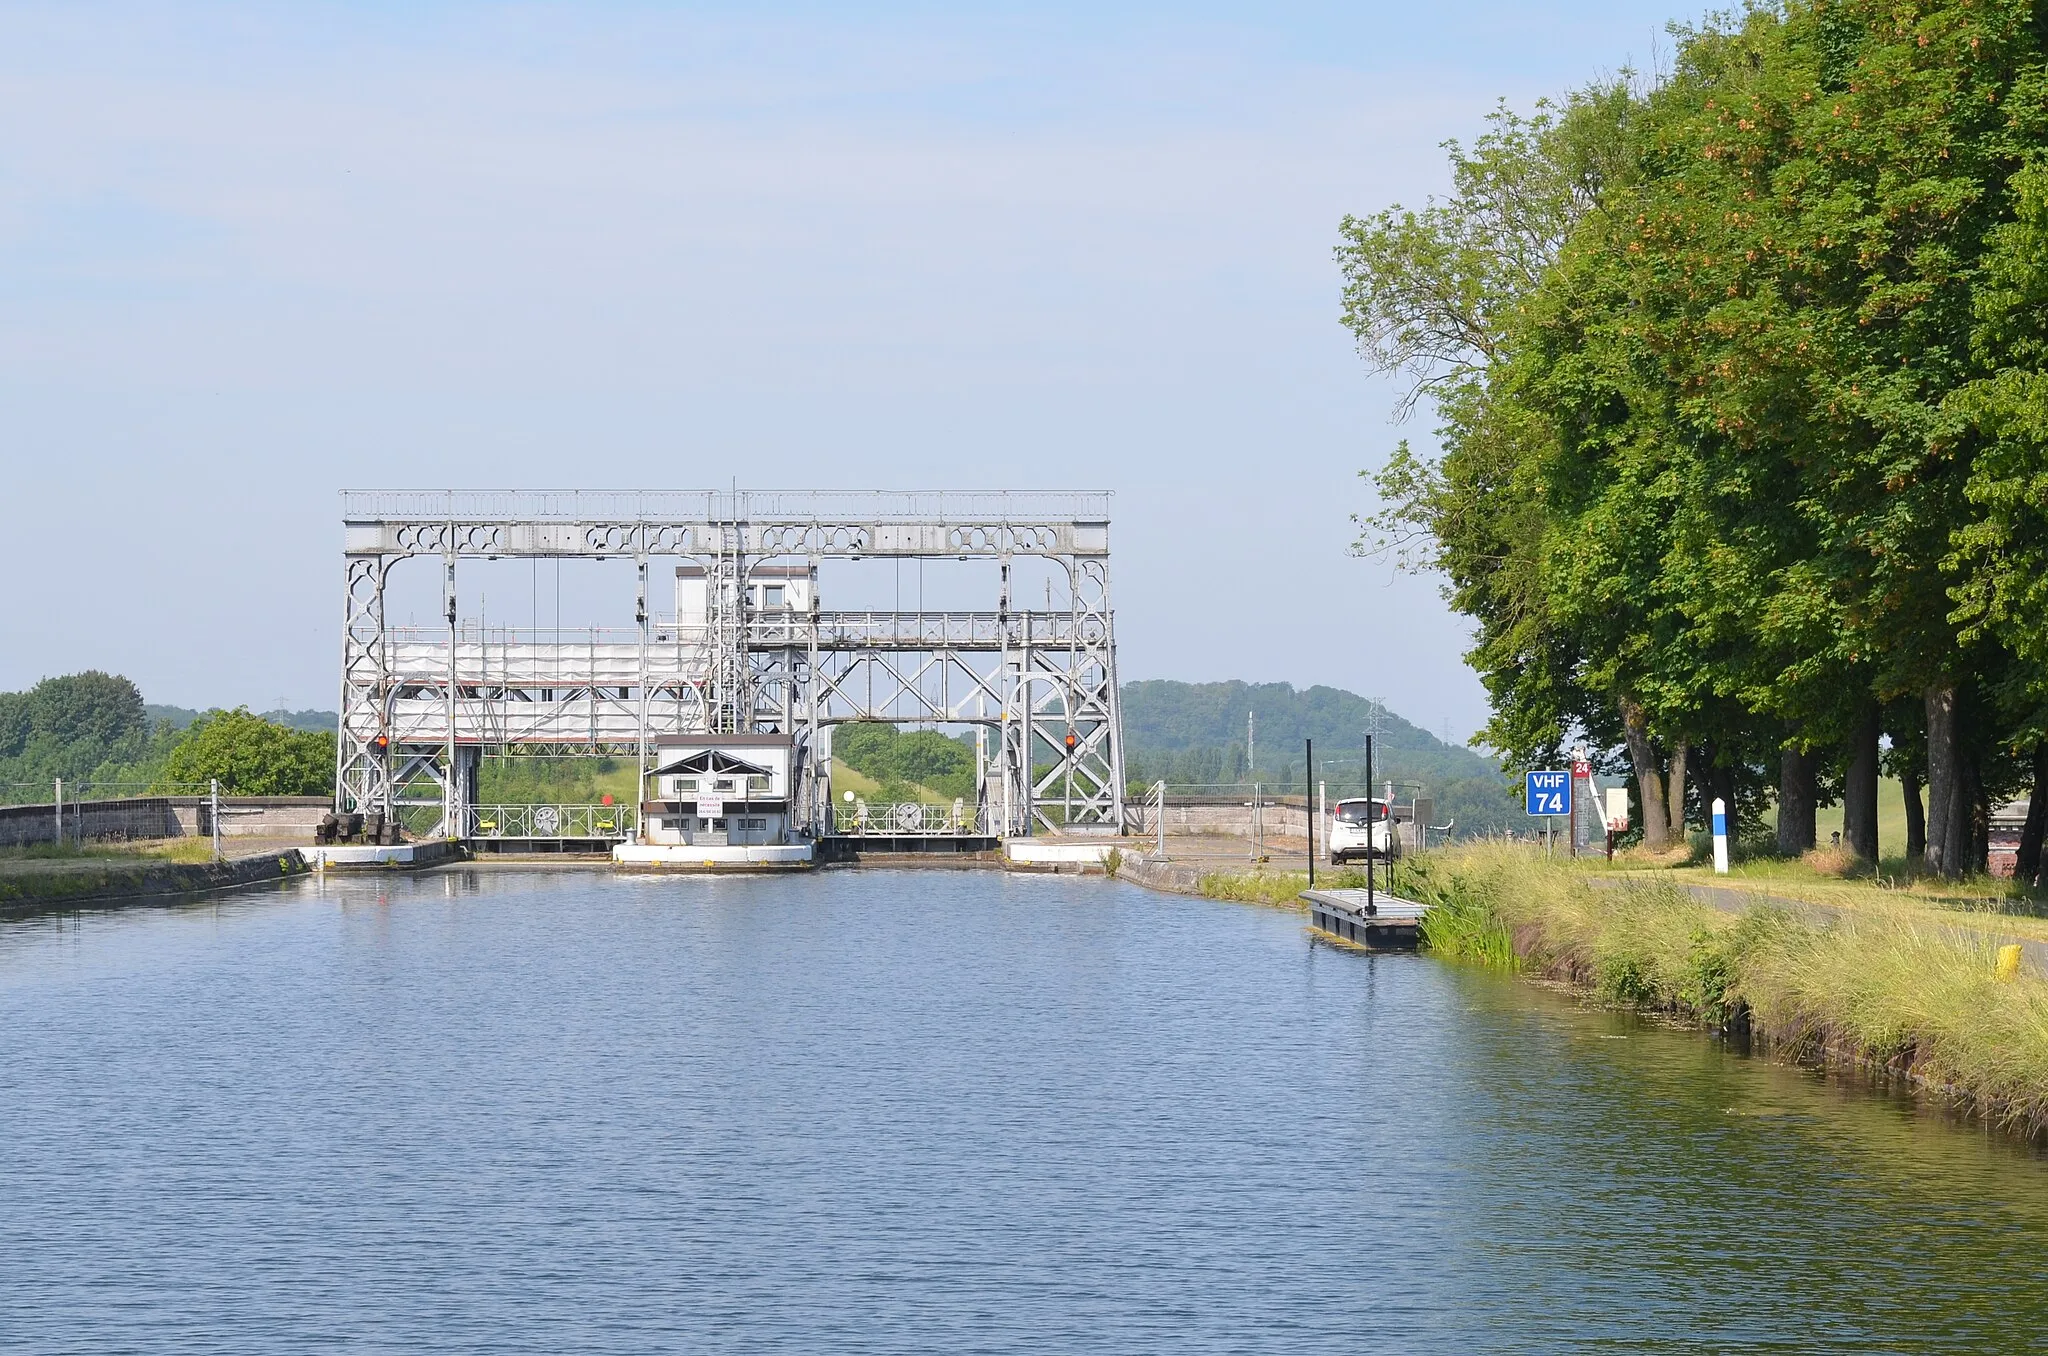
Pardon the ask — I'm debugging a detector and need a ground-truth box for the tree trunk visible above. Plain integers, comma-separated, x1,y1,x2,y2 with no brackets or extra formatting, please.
1968,757,1989,877
1924,683,1970,879
1777,746,1818,857
2016,743,2048,888
1619,699,1669,850
1903,769,1926,861
1666,741,1690,841
1842,704,1880,861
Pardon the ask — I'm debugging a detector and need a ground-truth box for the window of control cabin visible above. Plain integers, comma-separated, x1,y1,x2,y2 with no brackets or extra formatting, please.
762,584,785,609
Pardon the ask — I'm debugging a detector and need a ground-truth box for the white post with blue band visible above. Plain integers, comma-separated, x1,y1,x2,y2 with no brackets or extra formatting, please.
1711,797,1729,875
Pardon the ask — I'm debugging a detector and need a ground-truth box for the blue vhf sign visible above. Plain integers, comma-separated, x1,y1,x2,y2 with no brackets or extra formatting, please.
1525,771,1569,816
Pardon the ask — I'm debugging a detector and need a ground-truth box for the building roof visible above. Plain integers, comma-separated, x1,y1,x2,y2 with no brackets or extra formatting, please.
651,732,793,748
655,749,772,776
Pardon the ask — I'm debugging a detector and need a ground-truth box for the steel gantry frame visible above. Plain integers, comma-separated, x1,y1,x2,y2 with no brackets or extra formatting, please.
335,490,1127,838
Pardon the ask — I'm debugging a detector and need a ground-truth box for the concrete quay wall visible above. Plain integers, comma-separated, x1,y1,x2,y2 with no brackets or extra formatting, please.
0,849,315,913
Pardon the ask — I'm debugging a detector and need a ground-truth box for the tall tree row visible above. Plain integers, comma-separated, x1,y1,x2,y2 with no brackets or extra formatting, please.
1342,0,2048,876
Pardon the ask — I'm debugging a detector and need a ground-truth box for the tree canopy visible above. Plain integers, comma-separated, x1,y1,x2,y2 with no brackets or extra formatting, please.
0,672,170,790
1345,0,2048,875
0,675,336,802
157,708,334,796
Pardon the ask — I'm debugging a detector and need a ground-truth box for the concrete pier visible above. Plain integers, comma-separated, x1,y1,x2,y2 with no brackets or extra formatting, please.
302,841,468,870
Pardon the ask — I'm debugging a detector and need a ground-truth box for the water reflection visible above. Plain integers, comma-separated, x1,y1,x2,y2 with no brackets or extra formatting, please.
0,869,2041,1354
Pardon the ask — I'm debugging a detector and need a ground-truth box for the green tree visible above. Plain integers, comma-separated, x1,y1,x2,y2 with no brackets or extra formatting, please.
1339,84,1703,844
832,723,978,801
1343,0,2048,874
158,709,334,796
1607,0,2048,872
0,671,181,796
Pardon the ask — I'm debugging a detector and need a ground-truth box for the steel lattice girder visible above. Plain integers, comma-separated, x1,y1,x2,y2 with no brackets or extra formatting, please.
336,490,1122,831
341,490,1110,562
370,616,1095,743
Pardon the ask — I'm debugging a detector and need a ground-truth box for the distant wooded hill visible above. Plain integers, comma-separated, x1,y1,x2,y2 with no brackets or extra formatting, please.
1119,680,1517,834
1121,679,1493,783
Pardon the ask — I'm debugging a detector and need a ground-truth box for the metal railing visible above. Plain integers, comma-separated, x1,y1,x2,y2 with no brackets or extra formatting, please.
832,799,984,836
343,489,1112,524
465,804,637,839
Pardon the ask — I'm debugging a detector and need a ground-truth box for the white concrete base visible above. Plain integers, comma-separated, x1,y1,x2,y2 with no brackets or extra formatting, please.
1003,839,1115,866
304,843,439,867
612,842,814,870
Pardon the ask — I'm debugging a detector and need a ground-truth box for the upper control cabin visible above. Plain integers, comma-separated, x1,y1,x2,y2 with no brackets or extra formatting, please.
674,565,815,625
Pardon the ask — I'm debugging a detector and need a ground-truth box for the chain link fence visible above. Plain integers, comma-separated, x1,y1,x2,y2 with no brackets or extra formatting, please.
0,782,223,850
1,783,330,851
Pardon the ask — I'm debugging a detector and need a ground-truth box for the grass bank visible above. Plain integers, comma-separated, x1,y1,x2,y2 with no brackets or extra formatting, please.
0,839,314,909
1197,865,1380,907
0,839,220,870
1400,843,2048,1135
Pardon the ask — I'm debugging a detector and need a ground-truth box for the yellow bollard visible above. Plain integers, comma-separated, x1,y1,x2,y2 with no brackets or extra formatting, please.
1997,944,2023,982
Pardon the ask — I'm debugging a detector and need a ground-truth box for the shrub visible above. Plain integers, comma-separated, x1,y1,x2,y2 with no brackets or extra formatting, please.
157,709,333,796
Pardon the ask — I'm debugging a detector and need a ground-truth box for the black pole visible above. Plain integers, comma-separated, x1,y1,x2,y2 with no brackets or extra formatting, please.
1306,737,1315,887
1365,734,1375,913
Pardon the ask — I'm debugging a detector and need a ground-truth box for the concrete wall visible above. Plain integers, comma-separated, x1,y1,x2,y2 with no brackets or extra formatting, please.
0,797,330,849
1124,799,1311,841
207,799,332,839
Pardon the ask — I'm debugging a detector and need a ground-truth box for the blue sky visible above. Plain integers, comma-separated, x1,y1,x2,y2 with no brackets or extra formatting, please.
0,0,1697,741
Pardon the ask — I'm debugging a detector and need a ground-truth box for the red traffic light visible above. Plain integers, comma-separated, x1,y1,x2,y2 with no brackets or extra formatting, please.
1064,731,1077,749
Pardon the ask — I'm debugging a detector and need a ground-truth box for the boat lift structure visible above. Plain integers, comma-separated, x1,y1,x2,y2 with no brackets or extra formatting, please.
334,490,1126,844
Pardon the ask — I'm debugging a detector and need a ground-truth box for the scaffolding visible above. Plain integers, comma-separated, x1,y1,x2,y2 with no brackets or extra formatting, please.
335,490,1126,839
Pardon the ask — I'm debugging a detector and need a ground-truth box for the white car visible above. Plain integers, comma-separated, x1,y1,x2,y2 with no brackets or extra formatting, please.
1328,797,1397,865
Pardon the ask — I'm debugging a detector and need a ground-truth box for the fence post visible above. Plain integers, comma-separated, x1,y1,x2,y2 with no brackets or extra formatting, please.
1306,738,1314,887
54,777,63,848
210,779,222,862
1154,780,1165,858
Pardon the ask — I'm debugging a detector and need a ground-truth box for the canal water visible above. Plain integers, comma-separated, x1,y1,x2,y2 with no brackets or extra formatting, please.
3,869,2045,1353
